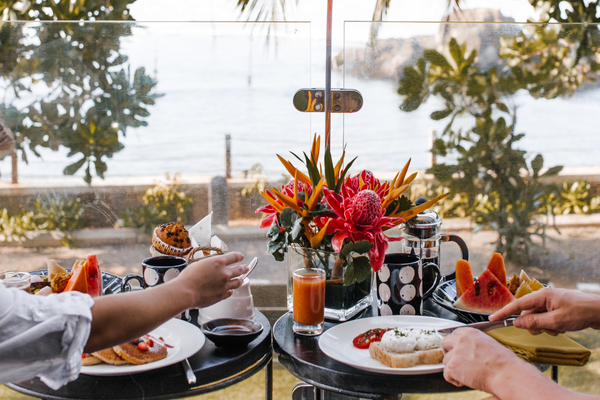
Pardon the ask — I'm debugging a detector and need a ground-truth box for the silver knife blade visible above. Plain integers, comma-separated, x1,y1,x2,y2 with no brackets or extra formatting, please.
437,318,515,335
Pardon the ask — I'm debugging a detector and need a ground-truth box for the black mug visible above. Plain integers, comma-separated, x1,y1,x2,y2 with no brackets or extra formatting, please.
376,253,441,316
121,256,188,292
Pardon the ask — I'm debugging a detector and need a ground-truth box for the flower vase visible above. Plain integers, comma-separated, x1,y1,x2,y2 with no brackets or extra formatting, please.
287,244,373,322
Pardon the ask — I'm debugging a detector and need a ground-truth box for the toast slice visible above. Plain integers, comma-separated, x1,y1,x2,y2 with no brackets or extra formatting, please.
369,341,443,368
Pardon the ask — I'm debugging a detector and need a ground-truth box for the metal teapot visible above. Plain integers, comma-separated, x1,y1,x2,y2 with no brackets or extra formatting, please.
400,197,469,292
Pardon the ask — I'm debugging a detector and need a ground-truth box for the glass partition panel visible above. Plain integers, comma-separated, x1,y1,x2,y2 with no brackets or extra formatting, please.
0,21,311,284
342,20,600,279
341,21,600,393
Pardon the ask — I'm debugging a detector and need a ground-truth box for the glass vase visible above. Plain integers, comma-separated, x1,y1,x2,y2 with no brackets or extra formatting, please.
287,244,373,322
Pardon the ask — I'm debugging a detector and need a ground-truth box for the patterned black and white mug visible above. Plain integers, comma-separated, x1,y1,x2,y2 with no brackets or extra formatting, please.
121,256,188,291
376,253,440,316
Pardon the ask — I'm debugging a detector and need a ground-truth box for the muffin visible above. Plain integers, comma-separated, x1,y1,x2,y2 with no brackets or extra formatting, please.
152,222,193,257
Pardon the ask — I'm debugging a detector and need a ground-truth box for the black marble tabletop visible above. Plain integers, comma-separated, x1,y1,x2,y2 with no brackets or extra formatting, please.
273,299,471,399
8,310,272,400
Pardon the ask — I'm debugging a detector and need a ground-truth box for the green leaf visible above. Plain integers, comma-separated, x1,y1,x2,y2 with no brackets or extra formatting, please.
94,158,107,179
63,157,87,176
268,240,283,254
531,154,544,178
290,216,303,240
448,38,461,68
279,207,297,230
395,195,413,213
340,240,373,256
497,102,509,113
335,156,357,193
423,49,452,70
267,219,280,239
343,255,372,286
324,146,336,191
541,166,563,177
430,109,452,120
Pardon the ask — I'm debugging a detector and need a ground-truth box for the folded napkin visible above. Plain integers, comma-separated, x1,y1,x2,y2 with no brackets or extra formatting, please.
487,326,591,366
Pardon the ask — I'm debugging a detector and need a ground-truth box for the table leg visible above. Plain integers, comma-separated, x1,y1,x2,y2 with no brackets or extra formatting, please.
292,383,367,400
552,366,559,383
266,358,273,400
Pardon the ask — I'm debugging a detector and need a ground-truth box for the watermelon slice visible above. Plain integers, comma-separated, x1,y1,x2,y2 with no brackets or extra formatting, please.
86,255,103,297
454,270,515,314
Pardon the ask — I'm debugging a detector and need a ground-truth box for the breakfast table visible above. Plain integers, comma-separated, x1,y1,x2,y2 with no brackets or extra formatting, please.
7,309,273,400
274,299,558,400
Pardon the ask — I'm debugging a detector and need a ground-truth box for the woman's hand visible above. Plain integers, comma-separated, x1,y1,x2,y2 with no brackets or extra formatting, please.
441,328,568,400
442,328,517,392
86,252,248,352
177,252,248,308
489,288,600,335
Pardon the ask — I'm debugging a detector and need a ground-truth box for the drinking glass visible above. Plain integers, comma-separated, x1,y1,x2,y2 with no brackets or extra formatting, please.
0,271,31,292
292,268,326,336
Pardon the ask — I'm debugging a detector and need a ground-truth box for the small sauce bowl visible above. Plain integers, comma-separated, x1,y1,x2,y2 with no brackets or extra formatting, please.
201,318,263,347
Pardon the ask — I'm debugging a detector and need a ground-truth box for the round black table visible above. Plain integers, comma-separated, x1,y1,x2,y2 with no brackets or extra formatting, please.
273,300,474,400
7,310,273,400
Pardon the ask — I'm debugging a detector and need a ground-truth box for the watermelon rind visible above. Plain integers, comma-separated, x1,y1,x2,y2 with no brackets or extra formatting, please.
454,270,515,314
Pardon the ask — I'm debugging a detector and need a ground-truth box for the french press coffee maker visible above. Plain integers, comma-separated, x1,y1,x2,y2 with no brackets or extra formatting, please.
401,197,469,293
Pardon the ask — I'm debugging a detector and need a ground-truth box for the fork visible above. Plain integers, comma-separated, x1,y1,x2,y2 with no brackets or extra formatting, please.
181,358,197,385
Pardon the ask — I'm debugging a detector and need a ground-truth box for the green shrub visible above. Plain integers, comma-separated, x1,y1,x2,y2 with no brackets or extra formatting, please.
0,197,86,246
121,173,193,236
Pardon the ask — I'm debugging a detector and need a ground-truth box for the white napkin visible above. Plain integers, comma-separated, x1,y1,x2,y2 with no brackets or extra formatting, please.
189,213,212,248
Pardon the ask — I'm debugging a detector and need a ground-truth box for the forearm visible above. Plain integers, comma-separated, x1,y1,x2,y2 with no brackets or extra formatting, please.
488,360,591,400
84,281,194,352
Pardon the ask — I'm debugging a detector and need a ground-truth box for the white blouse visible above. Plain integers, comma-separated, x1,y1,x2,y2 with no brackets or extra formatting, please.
0,284,94,390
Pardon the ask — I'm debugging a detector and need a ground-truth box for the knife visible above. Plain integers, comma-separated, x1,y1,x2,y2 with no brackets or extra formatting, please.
437,318,515,335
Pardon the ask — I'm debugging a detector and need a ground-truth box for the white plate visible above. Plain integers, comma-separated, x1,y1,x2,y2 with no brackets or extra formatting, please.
81,318,205,376
318,315,464,375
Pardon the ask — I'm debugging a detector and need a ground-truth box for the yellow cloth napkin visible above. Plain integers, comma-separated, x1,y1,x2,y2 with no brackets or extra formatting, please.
487,326,591,366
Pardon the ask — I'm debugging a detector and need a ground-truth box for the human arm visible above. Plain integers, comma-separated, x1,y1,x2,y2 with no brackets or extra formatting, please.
85,252,247,352
489,288,600,335
0,252,248,388
442,328,596,400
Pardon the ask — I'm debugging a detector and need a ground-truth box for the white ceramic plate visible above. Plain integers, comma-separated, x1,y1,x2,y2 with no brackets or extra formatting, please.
318,315,464,375
81,318,205,376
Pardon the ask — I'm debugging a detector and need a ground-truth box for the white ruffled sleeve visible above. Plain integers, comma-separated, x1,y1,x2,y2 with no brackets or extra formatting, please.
0,284,94,390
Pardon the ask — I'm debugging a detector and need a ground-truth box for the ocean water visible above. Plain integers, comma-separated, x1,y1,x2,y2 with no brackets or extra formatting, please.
1,21,599,182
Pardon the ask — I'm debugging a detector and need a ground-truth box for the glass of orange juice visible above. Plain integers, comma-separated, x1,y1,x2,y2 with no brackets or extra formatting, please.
292,268,326,336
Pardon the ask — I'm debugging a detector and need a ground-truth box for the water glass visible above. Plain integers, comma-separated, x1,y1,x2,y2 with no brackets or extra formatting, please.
0,271,31,292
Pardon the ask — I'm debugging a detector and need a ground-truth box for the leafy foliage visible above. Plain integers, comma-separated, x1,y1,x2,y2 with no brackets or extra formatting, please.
0,208,37,242
552,180,600,215
0,197,86,246
120,173,193,236
0,0,160,184
340,240,374,286
394,10,600,264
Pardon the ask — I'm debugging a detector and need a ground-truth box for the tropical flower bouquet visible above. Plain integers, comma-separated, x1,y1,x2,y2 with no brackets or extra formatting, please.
256,135,447,319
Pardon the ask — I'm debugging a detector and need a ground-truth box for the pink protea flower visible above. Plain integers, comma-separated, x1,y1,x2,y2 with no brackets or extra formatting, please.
316,174,403,272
